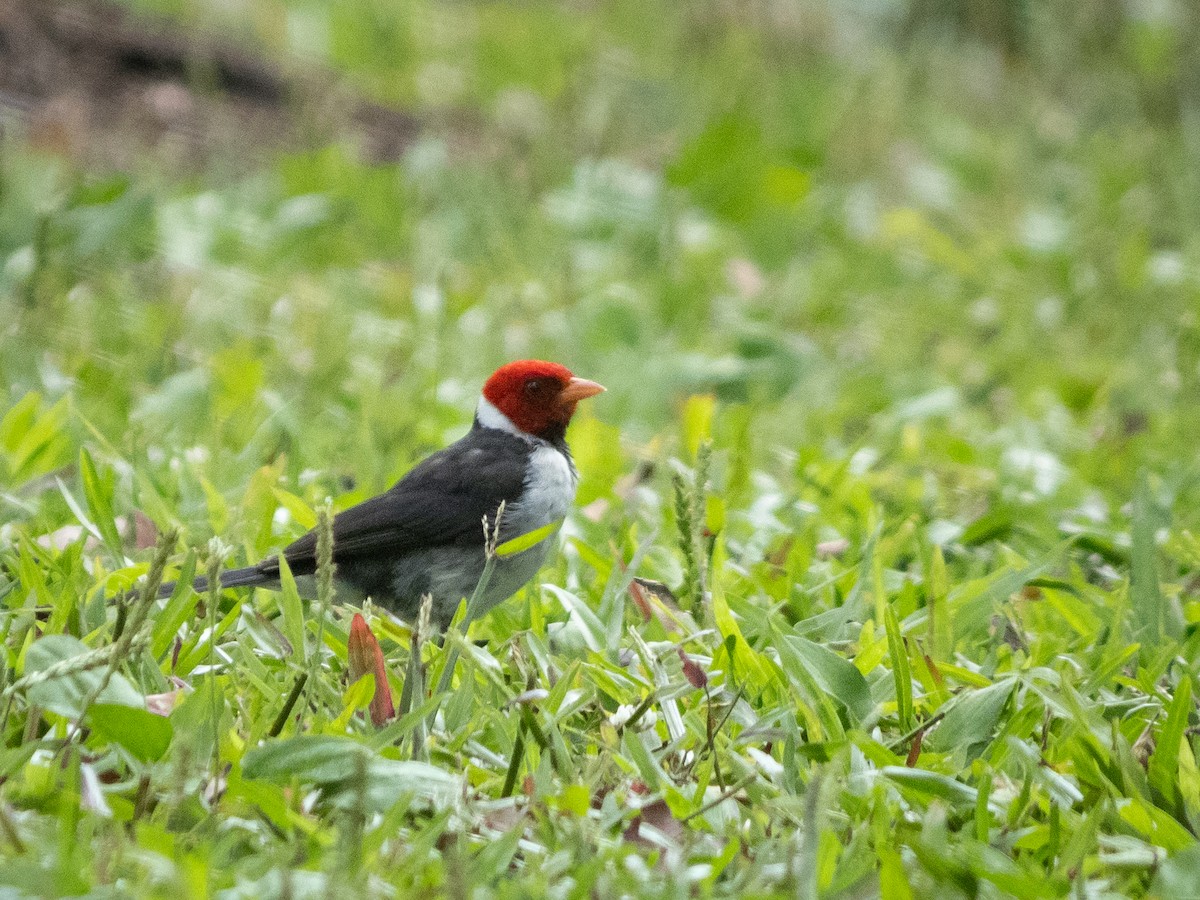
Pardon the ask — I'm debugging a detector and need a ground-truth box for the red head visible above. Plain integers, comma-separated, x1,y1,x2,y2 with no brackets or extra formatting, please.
480,360,605,440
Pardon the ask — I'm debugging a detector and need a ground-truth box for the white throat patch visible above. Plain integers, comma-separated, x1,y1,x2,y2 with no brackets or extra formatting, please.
516,443,578,526
476,395,526,438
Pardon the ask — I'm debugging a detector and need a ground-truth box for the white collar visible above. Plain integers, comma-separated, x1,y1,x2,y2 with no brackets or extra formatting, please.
476,395,528,439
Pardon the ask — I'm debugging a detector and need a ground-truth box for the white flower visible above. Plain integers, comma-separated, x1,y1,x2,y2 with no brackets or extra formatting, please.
609,704,636,729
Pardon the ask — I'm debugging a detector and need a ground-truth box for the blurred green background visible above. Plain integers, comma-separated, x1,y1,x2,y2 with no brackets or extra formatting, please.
4,1,1200,894
6,0,1200,510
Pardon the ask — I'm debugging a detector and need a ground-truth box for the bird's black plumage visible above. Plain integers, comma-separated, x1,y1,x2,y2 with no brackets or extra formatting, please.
153,356,604,627
279,424,534,569
157,423,545,615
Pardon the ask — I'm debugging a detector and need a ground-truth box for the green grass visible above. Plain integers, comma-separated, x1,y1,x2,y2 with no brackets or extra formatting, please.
3,0,1200,896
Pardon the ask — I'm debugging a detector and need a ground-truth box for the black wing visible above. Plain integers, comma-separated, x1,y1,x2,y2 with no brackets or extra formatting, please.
259,425,531,578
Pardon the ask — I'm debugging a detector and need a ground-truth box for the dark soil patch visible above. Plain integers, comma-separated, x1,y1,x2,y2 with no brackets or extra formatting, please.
0,0,421,168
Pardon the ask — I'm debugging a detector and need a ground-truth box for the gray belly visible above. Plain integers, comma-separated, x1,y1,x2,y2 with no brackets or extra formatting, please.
384,539,553,627
274,530,558,629
321,442,573,628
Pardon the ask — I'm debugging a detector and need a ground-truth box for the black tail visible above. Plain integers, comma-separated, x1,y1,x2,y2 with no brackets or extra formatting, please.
156,564,271,599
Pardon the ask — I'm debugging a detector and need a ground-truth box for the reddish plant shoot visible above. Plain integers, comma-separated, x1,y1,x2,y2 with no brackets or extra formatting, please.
348,613,396,726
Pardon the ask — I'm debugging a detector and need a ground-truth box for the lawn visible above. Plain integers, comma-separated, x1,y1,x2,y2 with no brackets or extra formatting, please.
2,0,1200,896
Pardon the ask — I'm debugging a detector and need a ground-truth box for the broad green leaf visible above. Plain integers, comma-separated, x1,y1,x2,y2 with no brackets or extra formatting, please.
885,605,912,731
0,391,41,453
24,634,143,718
776,632,872,724
0,744,39,780
926,679,1015,755
681,394,715,459
242,735,372,782
934,663,996,688
151,550,199,660
344,673,376,712
1131,472,1180,642
1148,675,1192,810
554,783,590,817
568,537,613,582
1180,732,1200,823
272,487,317,530
621,728,668,791
344,759,460,811
711,540,767,684
927,544,952,659
1150,845,1200,897
543,584,605,652
959,507,1014,546
667,115,774,222
331,673,377,731
223,774,295,834
276,554,307,662
1117,797,1196,852
16,537,55,610
1004,737,1083,808
1082,642,1140,694
597,530,654,652
80,447,123,556
470,826,524,883
55,477,105,547
882,766,977,807
878,845,914,900
1040,583,1096,636
243,736,458,811
8,395,69,483
771,650,844,741
197,474,229,535
496,518,562,557
948,548,1062,637
796,524,880,642
88,703,173,762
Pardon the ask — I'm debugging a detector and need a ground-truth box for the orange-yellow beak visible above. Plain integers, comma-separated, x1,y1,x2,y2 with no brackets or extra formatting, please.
559,377,606,403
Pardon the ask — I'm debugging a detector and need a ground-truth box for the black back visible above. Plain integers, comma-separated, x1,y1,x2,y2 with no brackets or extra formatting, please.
261,424,533,579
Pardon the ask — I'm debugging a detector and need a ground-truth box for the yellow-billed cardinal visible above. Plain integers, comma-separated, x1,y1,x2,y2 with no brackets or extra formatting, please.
158,361,605,627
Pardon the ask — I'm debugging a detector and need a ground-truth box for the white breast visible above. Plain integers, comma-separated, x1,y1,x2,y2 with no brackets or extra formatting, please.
510,444,577,533
474,394,578,538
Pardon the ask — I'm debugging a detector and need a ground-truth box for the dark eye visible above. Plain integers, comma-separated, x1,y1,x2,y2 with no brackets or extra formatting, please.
525,379,544,394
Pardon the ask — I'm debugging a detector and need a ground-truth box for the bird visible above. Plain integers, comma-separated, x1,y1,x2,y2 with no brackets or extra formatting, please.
157,360,605,628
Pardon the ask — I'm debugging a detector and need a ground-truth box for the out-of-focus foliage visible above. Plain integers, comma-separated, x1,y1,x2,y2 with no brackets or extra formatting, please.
2,0,1200,895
